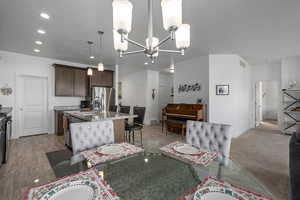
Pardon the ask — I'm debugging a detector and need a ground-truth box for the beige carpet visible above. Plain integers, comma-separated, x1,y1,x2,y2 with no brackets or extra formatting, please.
230,121,289,200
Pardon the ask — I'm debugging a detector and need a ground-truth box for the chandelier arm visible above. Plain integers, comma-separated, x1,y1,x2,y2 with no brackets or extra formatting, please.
124,37,147,49
159,49,182,54
122,50,145,56
153,34,172,49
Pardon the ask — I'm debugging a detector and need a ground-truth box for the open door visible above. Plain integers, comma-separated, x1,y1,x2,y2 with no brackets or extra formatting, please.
255,81,263,127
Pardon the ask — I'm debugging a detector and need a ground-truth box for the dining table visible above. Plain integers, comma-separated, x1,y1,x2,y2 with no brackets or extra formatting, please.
28,149,274,200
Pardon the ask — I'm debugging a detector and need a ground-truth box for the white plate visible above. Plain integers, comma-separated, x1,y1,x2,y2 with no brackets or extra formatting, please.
193,187,246,200
173,144,200,155
41,181,96,200
97,144,124,155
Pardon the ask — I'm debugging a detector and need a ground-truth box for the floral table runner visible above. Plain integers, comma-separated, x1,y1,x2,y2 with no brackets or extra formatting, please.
81,143,144,166
24,169,120,200
160,141,218,167
181,176,273,200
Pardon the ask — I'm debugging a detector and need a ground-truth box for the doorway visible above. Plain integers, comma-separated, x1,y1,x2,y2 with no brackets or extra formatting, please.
16,75,48,137
254,80,280,128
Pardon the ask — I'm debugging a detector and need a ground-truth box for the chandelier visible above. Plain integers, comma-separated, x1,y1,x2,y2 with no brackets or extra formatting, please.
112,0,190,64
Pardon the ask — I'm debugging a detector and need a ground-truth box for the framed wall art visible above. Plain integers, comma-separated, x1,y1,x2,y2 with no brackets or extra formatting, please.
216,85,230,95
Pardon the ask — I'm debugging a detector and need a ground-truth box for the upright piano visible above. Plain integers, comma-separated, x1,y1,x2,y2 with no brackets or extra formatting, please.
162,104,207,136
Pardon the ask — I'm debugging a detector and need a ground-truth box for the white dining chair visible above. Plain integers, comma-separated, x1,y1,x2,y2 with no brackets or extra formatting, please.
186,120,232,166
70,120,114,155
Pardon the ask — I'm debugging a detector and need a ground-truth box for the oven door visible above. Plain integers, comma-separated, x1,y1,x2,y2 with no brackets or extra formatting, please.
0,119,5,165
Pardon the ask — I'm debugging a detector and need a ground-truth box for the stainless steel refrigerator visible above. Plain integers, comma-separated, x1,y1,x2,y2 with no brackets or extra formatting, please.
92,87,115,112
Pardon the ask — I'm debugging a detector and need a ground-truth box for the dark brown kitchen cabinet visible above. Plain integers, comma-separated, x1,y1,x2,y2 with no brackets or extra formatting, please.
55,111,64,136
74,68,87,97
90,69,113,87
55,65,74,96
54,64,88,97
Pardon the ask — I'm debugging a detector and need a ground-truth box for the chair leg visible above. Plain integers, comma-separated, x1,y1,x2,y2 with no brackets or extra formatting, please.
140,129,143,147
165,123,168,136
127,131,131,143
133,130,135,144
217,163,223,179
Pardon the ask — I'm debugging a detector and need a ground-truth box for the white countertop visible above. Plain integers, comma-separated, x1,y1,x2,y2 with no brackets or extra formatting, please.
64,111,137,121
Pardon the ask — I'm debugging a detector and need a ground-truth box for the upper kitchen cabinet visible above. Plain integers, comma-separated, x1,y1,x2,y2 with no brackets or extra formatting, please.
74,68,88,97
54,64,88,97
55,65,74,96
90,69,113,87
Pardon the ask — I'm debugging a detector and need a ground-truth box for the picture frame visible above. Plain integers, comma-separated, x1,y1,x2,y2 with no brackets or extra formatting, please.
216,85,230,95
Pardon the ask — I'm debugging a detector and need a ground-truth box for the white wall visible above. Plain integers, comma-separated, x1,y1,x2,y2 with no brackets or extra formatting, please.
119,64,147,108
145,70,159,125
281,56,300,89
173,56,209,104
0,51,94,138
209,55,252,137
158,73,174,118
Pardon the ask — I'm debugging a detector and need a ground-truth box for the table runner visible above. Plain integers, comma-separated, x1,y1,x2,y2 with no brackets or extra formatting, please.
181,176,272,200
81,143,144,166
24,169,120,200
160,141,218,167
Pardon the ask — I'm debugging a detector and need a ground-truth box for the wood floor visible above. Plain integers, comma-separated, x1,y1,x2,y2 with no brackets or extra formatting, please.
0,135,65,200
0,124,289,200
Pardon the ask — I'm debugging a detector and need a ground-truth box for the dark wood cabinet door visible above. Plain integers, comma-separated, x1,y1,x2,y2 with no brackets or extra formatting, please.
74,69,87,97
102,70,114,87
55,66,74,96
55,111,64,136
90,70,113,87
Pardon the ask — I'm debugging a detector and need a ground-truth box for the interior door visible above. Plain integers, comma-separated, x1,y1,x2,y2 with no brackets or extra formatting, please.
255,81,263,127
19,76,48,136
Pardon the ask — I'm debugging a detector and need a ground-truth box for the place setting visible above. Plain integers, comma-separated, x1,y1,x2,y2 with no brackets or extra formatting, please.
181,176,273,200
160,141,218,167
24,169,120,200
80,143,145,167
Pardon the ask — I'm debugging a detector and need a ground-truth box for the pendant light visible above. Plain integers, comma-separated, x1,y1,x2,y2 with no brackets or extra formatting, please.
87,41,94,76
87,67,93,76
161,0,182,31
97,31,104,71
169,56,175,73
113,0,133,34
175,24,190,50
113,30,128,52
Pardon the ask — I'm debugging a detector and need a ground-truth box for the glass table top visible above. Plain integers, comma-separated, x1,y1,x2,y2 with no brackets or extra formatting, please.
48,152,274,200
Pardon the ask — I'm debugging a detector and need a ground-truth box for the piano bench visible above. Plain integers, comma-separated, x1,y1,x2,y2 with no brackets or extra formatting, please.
165,119,187,138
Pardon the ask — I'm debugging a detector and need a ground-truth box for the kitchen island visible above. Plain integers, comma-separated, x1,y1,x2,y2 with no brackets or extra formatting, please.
63,111,137,149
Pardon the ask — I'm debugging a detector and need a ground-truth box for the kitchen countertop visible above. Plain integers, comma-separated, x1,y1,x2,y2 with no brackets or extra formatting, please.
64,111,137,122
53,106,81,111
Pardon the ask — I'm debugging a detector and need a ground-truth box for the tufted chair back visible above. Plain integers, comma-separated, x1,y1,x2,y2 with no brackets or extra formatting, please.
186,120,231,166
70,120,114,155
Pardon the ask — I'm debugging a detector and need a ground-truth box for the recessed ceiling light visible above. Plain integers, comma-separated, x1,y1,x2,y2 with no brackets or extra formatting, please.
33,49,40,53
90,56,95,59
40,12,50,20
35,41,43,45
144,62,148,65
37,29,46,34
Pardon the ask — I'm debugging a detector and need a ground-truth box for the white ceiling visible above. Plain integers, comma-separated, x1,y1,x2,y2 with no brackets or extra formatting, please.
1,0,300,70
